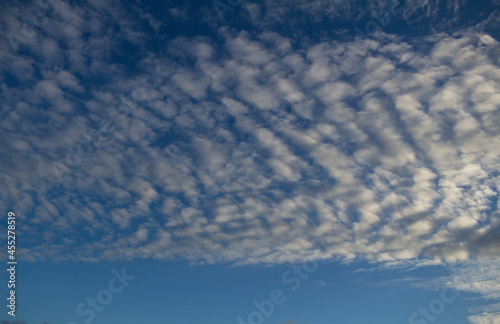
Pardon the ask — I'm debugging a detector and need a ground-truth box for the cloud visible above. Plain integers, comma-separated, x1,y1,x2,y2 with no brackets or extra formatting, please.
2,2,500,322
468,300,500,324
362,258,500,322
314,279,327,287
1,0,499,275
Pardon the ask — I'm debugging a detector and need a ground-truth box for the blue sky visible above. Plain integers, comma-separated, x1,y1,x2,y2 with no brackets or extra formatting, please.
0,0,500,323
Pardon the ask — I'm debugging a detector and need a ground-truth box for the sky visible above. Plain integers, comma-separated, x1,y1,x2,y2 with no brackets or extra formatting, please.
0,0,499,323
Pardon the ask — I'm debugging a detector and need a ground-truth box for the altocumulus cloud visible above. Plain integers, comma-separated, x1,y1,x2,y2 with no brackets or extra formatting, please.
0,0,499,322
1,0,499,266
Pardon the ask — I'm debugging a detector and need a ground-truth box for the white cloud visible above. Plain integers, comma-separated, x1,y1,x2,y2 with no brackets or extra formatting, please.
0,3,499,299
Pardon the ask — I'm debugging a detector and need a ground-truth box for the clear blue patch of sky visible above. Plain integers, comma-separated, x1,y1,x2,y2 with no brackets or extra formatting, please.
0,259,476,324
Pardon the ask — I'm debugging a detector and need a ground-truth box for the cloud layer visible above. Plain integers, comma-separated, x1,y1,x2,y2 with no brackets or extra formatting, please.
1,2,499,322
1,4,499,266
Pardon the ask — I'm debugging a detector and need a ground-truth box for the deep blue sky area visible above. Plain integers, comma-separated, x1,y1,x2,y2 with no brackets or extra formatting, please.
1,0,500,323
